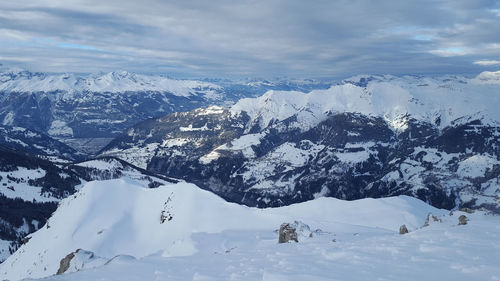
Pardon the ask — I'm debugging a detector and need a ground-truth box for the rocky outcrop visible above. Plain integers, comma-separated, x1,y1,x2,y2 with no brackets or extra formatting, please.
423,213,442,227
399,225,409,234
278,223,299,243
56,249,106,275
56,251,76,275
458,215,468,225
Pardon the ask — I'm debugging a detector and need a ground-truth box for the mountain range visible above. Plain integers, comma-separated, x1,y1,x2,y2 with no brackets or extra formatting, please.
0,69,498,275
100,73,500,212
0,69,332,153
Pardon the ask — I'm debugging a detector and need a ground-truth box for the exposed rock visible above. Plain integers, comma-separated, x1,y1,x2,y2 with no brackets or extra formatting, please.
459,208,475,214
56,252,76,275
399,224,409,234
56,249,106,275
278,223,298,243
423,213,442,227
458,215,468,225
22,236,31,245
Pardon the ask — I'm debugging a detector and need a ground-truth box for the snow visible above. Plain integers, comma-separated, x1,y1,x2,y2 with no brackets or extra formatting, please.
73,158,172,187
75,160,120,170
161,138,190,148
48,120,73,137
195,106,225,115
335,150,371,164
0,167,58,202
199,133,264,163
234,141,326,190
230,73,500,133
481,178,500,196
1,178,499,281
228,133,264,151
179,123,210,132
199,150,221,164
102,143,159,169
0,239,11,263
3,136,28,147
2,112,14,126
457,154,500,178
0,70,221,97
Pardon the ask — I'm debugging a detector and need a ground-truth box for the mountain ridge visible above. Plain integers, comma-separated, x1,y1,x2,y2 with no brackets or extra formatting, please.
100,73,500,212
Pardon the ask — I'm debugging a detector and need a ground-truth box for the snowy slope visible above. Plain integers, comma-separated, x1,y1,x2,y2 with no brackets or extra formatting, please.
0,152,172,263
1,178,499,281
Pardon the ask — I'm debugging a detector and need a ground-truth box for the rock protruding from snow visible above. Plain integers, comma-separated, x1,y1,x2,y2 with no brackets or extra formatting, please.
458,215,468,225
56,249,106,275
423,213,442,227
399,225,409,234
459,208,475,214
278,223,299,243
56,251,75,275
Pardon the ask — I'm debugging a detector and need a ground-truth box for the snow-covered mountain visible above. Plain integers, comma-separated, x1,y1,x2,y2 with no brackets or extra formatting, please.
100,72,500,212
0,70,221,96
0,69,333,154
0,69,222,153
1,178,498,281
0,125,83,161
0,145,173,263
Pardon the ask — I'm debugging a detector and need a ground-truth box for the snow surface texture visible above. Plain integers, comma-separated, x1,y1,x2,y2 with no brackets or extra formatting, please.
231,73,500,132
1,178,499,281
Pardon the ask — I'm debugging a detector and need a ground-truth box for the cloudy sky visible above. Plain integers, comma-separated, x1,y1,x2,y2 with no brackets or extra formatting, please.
1,0,500,78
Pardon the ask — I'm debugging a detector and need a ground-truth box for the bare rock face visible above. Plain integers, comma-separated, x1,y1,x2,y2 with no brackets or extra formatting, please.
56,252,76,275
278,223,299,243
458,215,468,225
399,224,409,234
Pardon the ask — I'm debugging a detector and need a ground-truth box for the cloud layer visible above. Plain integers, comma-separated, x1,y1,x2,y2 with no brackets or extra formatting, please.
1,0,500,78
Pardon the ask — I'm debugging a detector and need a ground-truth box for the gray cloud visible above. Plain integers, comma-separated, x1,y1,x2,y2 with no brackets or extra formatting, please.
1,0,499,78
